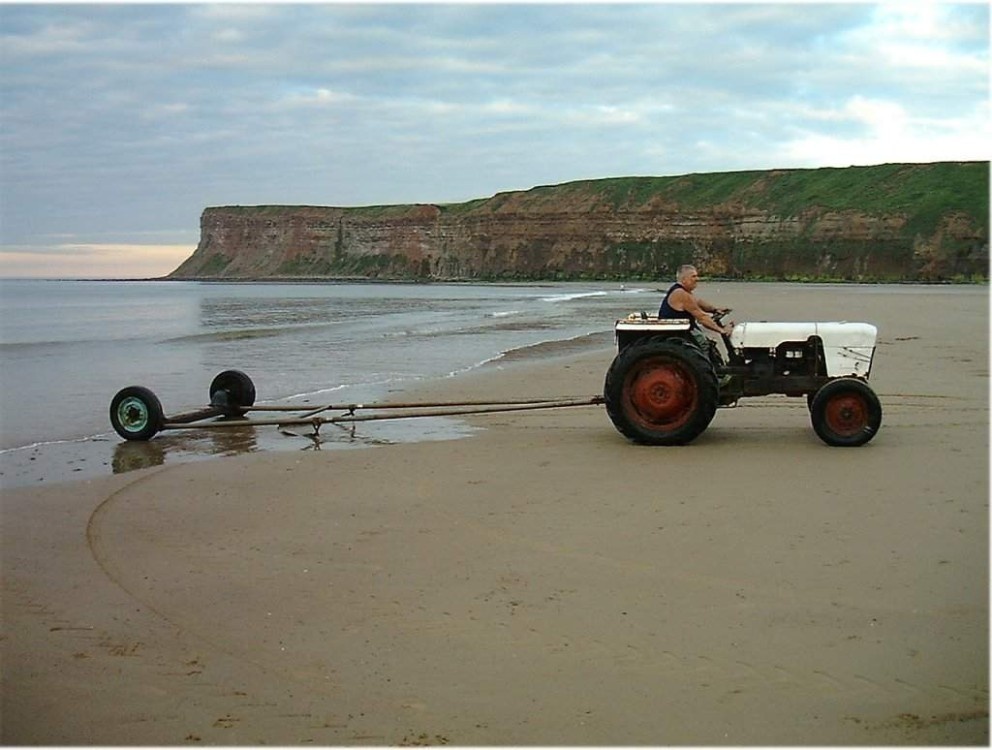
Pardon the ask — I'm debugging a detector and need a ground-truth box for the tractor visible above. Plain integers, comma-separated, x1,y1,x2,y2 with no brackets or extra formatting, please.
603,309,882,447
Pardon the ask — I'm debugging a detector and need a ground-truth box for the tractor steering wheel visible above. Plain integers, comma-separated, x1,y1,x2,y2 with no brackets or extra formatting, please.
711,308,732,326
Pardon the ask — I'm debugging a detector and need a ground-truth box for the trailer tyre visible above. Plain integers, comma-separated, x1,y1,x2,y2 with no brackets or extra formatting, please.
604,337,718,445
209,370,256,416
110,386,164,441
810,377,881,447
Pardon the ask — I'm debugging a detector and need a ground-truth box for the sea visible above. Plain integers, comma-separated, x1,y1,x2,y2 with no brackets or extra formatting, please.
0,279,647,487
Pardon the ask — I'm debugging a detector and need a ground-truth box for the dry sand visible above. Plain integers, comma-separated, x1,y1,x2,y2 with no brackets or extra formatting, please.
2,283,988,745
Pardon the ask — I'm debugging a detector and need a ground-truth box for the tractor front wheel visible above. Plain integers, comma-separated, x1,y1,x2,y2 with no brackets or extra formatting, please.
604,337,719,445
810,378,882,447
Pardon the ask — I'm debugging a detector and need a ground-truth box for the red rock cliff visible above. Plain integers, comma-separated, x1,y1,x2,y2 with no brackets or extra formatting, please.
169,163,989,282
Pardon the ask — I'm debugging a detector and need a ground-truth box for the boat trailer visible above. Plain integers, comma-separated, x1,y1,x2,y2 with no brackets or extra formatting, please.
109,369,604,442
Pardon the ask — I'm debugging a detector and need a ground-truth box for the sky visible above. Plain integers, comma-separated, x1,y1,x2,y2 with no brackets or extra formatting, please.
1,2,989,278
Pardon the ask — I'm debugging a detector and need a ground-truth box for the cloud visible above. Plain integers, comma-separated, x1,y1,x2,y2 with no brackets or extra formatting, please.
781,95,991,167
0,2,987,277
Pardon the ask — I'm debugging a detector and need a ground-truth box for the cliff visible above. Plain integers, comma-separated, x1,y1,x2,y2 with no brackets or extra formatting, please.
169,162,989,282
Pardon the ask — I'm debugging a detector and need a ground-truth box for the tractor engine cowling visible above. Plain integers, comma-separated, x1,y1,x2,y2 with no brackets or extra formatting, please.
729,321,877,378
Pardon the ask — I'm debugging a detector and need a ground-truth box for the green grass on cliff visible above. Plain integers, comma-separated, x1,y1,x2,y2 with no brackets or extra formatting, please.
569,162,988,222
217,163,987,237
433,162,989,243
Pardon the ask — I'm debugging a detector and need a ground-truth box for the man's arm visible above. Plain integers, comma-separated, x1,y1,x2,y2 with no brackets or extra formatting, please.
677,290,732,335
696,297,729,315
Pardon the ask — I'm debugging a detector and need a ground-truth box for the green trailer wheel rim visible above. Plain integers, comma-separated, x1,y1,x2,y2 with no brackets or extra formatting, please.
116,396,151,433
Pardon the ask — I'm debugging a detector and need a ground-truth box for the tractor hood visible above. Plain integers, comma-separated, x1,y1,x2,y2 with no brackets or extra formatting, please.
729,321,878,349
729,322,878,378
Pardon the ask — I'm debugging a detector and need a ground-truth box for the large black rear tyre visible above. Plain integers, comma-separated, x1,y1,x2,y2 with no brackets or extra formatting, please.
110,386,164,441
809,377,882,446
604,337,719,445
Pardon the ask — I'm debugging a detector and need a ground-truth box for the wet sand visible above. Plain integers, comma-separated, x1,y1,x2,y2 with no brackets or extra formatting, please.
2,284,988,744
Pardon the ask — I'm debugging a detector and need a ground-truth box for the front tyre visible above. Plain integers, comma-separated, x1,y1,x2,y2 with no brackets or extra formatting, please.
604,337,719,445
810,378,882,447
110,386,164,441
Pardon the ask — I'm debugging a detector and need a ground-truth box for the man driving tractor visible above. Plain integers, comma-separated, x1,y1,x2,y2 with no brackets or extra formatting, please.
658,264,733,354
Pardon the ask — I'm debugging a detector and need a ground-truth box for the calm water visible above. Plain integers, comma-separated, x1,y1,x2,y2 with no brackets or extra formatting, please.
0,279,645,485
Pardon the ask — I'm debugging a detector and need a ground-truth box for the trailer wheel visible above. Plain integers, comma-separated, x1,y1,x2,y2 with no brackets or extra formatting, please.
209,370,256,416
110,386,164,441
810,378,881,447
604,337,718,445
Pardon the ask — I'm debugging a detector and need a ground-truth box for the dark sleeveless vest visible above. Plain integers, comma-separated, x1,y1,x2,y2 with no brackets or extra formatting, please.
658,283,697,328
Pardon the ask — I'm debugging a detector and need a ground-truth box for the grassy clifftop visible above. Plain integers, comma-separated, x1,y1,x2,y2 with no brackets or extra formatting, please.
480,162,988,238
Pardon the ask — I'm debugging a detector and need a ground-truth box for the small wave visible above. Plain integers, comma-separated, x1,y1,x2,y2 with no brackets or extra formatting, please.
431,330,614,381
378,329,415,339
279,383,352,402
273,373,426,406
444,359,497,379
162,318,355,344
488,310,523,318
0,431,112,455
0,340,70,351
0,337,138,351
493,330,613,362
162,328,287,344
425,329,612,383
539,291,609,303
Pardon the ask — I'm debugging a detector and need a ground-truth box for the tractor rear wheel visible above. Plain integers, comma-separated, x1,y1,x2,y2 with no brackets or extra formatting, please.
604,337,719,445
810,377,882,446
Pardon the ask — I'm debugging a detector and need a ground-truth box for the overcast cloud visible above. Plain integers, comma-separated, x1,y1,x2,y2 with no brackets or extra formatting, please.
1,2,988,277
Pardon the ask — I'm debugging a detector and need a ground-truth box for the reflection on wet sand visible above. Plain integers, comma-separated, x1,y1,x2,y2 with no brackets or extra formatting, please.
2,412,476,487
109,417,402,476
278,420,395,450
111,440,166,474
208,419,260,455
111,422,261,476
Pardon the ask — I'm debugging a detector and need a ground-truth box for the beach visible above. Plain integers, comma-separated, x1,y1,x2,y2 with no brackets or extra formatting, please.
2,283,988,744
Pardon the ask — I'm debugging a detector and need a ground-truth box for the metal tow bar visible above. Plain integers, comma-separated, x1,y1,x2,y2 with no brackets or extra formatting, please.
109,369,604,442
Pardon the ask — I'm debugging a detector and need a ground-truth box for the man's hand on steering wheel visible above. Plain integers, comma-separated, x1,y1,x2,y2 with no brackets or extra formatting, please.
712,308,734,334
712,307,732,322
